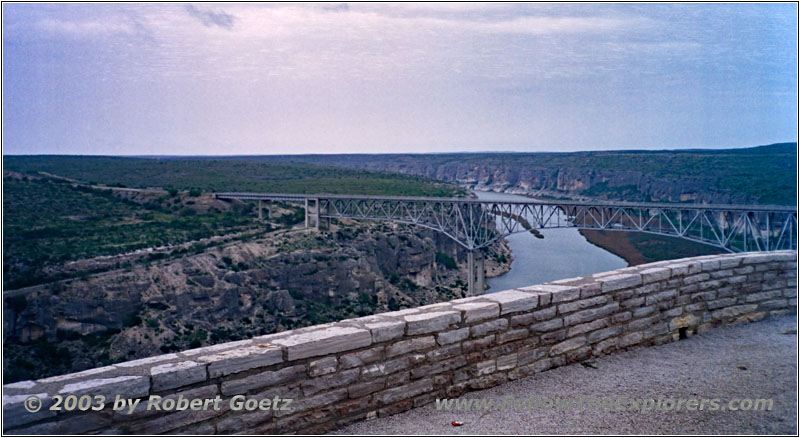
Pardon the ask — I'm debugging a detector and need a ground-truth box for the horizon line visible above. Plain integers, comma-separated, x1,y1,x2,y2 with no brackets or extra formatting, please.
2,142,796,158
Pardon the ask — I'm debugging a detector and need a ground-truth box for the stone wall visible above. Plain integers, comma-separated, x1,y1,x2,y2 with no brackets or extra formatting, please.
3,251,796,435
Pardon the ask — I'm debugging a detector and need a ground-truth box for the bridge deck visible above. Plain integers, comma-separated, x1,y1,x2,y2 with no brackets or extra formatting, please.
215,192,797,259
215,192,795,212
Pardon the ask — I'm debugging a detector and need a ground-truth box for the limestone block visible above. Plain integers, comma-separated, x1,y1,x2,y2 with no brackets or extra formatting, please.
533,306,557,321
496,354,518,371
563,303,619,326
385,336,435,357
645,289,677,306
348,380,386,399
222,364,305,396
669,314,700,331
309,357,338,377
200,344,283,378
60,375,149,400
302,368,360,396
601,273,642,292
483,290,540,315
273,326,372,361
707,297,737,310
711,304,758,320
3,393,56,429
470,319,509,337
557,296,607,314
641,267,672,283
567,318,608,337
339,347,383,369
437,327,470,345
475,359,496,376
586,326,621,344
151,361,207,391
361,356,411,379
532,285,580,303
718,257,742,269
377,379,432,404
364,320,405,343
618,332,643,348
744,290,783,303
530,318,563,333
180,340,253,357
497,328,530,344
579,282,603,298
550,336,586,356
453,302,500,323
403,311,460,335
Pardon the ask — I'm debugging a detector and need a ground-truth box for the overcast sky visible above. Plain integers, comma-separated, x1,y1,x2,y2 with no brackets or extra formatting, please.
2,3,797,155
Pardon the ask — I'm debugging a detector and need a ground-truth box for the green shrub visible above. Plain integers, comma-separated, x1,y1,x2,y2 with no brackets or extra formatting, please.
435,252,457,270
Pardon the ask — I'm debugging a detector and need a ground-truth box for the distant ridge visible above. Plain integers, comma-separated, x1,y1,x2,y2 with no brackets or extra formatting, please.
3,142,796,159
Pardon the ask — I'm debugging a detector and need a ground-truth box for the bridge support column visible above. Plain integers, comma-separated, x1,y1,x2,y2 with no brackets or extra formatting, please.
467,250,475,296
476,252,485,294
305,198,320,230
258,200,263,221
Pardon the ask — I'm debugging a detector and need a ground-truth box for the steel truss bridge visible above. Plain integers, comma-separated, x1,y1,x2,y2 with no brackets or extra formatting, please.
215,192,797,294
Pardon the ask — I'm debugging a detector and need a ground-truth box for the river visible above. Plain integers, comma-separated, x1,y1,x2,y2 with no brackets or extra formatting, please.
473,191,628,292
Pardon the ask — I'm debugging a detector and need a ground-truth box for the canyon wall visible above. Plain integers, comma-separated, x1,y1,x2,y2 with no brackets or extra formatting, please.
4,223,509,381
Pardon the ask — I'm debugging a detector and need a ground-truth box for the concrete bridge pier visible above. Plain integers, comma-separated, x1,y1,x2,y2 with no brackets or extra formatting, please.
467,250,485,296
477,253,485,294
305,198,320,230
257,200,272,222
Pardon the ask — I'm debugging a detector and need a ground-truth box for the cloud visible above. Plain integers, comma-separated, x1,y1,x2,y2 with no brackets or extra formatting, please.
35,18,136,37
185,4,235,29
322,3,349,13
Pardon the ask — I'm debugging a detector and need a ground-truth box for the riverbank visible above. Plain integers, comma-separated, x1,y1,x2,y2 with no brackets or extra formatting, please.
473,191,627,291
579,229,726,266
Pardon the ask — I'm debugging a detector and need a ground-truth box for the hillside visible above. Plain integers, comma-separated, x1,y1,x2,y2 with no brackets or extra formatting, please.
3,156,462,197
2,158,462,290
244,143,797,205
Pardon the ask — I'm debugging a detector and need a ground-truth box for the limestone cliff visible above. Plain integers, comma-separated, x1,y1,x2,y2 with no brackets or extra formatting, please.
3,221,510,382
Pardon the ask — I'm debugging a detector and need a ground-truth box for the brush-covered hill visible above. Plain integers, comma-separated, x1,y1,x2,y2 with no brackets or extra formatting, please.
244,142,797,205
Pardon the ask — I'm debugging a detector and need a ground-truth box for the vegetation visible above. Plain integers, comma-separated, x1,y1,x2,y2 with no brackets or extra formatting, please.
3,157,462,289
4,155,463,197
2,176,260,289
436,252,458,270
259,143,797,205
579,229,725,266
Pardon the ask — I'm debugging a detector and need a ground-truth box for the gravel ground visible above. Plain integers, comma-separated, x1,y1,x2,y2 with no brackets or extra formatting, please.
332,315,798,435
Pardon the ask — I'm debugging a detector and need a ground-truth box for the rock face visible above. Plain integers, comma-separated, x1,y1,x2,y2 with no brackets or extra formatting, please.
3,221,511,382
352,161,739,204
268,148,796,205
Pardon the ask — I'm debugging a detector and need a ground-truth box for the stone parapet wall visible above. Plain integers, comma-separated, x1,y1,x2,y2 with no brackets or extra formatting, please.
3,251,796,434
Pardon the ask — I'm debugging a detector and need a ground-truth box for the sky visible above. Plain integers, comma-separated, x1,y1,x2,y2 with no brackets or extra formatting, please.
2,3,797,155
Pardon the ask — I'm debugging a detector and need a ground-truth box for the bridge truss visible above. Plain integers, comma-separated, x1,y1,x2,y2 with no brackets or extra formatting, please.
216,192,797,293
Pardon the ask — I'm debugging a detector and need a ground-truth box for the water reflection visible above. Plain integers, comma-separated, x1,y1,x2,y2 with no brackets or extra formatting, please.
472,191,628,292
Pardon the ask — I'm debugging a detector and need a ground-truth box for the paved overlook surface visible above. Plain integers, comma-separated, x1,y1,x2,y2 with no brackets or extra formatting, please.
333,316,798,435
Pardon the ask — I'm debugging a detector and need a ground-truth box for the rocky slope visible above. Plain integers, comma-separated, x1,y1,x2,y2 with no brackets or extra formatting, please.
3,220,510,382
